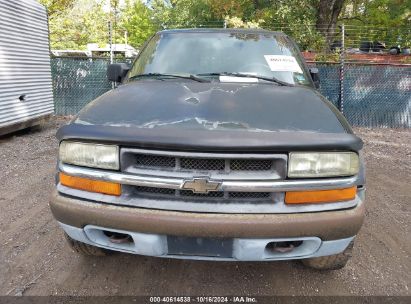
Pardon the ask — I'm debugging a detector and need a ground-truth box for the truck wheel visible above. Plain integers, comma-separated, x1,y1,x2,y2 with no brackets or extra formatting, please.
301,241,354,270
64,233,110,256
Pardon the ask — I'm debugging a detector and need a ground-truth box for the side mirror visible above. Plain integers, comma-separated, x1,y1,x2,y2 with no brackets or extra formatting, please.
309,67,320,89
107,63,130,83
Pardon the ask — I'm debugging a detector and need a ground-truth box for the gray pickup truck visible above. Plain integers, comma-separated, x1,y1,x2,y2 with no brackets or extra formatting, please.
50,29,365,270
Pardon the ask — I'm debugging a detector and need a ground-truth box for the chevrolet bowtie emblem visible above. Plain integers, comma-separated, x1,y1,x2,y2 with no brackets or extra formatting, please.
182,178,221,194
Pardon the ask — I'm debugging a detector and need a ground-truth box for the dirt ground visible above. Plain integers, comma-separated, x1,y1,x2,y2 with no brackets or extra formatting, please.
0,117,410,297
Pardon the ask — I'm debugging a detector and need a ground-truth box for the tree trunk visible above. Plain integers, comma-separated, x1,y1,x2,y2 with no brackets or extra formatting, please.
316,0,345,49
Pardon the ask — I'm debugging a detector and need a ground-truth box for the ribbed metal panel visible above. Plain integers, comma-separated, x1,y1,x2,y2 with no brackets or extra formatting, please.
0,0,54,133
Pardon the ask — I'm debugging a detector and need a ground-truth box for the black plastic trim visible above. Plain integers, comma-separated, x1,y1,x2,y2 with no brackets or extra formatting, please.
57,124,363,152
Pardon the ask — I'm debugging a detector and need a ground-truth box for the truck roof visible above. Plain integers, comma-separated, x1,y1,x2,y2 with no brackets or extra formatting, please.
158,28,286,36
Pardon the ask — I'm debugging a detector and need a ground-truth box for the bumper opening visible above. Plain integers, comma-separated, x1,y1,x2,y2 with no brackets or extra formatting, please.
104,231,134,245
265,240,303,254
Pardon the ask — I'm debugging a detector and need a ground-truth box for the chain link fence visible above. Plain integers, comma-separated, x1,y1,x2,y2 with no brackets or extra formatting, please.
309,63,411,128
51,57,411,128
52,58,114,115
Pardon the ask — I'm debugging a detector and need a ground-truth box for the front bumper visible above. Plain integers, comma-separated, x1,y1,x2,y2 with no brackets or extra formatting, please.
59,222,354,261
50,190,364,261
50,190,364,240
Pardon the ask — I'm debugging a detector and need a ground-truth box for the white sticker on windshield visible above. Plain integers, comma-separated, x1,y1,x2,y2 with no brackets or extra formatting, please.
264,55,303,73
219,75,259,83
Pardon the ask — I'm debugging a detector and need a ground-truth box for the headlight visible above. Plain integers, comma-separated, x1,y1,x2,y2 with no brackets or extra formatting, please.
288,152,359,178
59,141,119,170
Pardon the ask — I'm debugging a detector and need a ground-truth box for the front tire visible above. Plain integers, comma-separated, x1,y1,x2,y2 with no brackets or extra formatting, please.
301,241,354,270
64,233,110,256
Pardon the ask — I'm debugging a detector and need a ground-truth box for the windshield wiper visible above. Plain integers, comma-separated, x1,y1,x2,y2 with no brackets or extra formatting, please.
129,73,210,83
197,72,293,86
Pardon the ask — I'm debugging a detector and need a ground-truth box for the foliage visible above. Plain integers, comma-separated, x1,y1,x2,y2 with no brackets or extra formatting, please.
341,0,411,47
342,0,410,27
39,0,76,17
45,0,108,50
225,16,263,29
120,0,159,47
256,0,326,51
208,0,255,20
40,0,411,54
150,0,326,50
314,52,341,62
151,0,215,28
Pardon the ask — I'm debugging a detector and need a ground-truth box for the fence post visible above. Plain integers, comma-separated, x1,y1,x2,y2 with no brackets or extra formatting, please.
109,20,113,64
338,23,345,114
108,19,114,89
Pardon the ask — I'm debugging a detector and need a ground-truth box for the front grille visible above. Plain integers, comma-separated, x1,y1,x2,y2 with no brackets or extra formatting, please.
230,159,272,171
180,190,225,198
129,186,272,202
133,186,175,195
228,192,271,199
135,154,175,168
180,158,225,171
131,154,276,172
121,149,287,207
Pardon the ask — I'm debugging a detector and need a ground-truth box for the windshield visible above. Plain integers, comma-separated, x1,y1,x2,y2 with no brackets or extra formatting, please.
128,31,311,86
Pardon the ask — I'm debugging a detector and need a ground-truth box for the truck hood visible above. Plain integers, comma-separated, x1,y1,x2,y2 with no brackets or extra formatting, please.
74,80,350,133
58,80,363,152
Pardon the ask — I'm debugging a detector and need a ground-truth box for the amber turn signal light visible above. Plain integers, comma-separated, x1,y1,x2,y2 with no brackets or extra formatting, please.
59,173,121,196
285,187,356,204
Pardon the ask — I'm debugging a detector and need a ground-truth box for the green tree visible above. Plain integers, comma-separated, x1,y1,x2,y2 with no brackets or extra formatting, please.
341,0,411,47
120,0,159,47
39,0,76,17
45,0,109,50
151,0,215,28
268,1,322,49
41,0,411,53
316,0,345,46
208,0,255,20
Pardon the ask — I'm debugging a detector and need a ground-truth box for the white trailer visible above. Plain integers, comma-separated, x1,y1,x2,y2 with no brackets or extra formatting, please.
0,0,54,136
